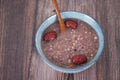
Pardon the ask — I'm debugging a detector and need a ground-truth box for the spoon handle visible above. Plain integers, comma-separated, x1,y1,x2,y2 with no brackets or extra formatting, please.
52,0,66,32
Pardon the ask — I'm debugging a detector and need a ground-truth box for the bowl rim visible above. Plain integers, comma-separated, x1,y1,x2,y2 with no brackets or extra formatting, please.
35,11,104,73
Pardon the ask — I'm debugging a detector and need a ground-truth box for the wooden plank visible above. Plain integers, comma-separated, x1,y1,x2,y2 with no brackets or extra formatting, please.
95,0,109,80
74,0,97,80
105,0,120,80
29,0,69,80
0,0,27,80
0,0,35,80
0,1,4,80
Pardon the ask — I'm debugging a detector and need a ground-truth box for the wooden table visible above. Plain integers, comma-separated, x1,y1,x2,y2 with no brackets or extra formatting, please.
0,0,120,80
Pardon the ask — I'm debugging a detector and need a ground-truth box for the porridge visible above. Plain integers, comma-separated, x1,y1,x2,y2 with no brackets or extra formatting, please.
41,19,99,68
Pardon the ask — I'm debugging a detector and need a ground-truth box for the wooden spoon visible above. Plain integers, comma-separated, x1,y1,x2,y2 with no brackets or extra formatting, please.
52,0,66,33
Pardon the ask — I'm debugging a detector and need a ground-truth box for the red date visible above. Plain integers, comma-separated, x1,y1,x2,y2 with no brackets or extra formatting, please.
44,31,57,42
72,54,87,65
65,20,77,29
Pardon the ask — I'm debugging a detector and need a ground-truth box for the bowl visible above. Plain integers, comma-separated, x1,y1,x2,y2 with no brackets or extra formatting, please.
35,11,104,73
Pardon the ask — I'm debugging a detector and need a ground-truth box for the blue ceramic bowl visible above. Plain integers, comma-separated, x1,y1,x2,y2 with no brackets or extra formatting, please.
35,11,104,73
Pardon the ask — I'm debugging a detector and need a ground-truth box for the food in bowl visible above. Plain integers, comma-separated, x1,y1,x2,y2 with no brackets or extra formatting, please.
41,19,99,68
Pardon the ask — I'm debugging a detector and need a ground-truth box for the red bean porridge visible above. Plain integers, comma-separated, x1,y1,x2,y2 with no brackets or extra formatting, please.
41,19,99,68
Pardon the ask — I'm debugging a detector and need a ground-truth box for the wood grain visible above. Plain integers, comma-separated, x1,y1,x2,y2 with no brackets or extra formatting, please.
0,0,120,80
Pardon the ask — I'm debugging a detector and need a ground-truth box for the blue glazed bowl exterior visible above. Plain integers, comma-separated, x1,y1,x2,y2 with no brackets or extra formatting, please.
35,11,104,73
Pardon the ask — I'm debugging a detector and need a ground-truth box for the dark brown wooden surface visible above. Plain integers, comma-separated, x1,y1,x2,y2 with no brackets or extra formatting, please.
0,0,120,80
